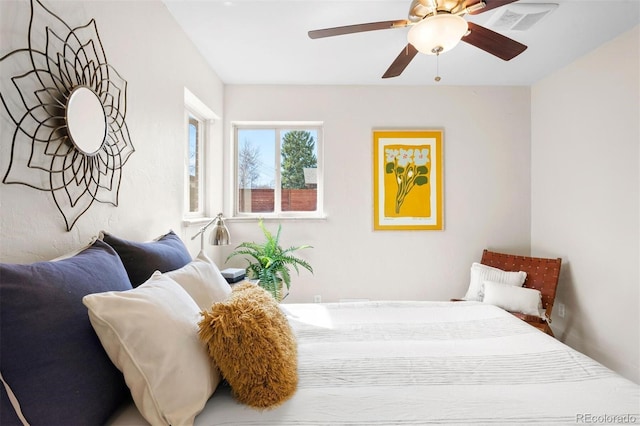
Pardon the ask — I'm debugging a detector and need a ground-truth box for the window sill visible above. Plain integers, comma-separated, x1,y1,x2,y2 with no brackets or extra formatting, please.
183,214,328,227
226,214,328,223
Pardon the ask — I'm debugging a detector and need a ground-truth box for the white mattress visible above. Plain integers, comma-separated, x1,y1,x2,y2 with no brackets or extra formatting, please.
108,301,639,425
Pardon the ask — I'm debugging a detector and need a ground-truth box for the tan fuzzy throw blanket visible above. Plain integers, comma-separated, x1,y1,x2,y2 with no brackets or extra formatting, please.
198,282,298,409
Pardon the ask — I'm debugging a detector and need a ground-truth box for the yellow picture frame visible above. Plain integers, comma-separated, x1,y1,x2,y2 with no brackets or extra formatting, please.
373,130,443,230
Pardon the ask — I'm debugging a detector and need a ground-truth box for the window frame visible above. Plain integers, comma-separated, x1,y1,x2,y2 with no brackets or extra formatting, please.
183,88,216,220
231,121,324,220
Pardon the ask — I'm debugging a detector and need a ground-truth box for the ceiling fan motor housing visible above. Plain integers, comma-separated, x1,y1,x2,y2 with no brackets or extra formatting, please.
409,0,436,21
409,0,468,21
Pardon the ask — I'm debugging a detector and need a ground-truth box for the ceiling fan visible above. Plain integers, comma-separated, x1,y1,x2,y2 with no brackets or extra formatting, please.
308,0,527,79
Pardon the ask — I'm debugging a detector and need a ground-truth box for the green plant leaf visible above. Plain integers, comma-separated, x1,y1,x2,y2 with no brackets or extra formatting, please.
415,176,428,186
385,162,395,173
225,220,313,299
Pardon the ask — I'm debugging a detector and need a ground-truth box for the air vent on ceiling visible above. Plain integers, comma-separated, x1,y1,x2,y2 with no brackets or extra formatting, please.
486,3,559,32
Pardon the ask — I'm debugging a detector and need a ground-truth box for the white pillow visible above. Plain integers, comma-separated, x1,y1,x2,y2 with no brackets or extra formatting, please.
463,262,527,301
164,250,232,310
482,280,543,317
82,274,219,426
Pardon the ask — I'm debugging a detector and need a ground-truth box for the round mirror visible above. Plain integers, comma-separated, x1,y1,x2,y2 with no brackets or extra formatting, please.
65,86,107,156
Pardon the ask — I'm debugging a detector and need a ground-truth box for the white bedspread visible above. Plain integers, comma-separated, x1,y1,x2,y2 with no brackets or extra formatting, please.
108,301,639,425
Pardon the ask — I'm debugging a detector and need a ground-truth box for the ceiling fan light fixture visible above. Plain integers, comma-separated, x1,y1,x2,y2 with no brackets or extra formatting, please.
407,14,469,55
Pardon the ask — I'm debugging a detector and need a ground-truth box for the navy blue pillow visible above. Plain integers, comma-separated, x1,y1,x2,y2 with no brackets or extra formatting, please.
0,240,132,426
0,381,22,426
101,230,192,287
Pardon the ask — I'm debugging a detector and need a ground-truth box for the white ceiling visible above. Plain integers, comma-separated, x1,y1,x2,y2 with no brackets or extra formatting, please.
163,0,640,86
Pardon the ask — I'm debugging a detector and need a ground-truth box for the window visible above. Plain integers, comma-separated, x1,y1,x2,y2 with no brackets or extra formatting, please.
233,123,323,218
184,88,216,219
187,113,203,214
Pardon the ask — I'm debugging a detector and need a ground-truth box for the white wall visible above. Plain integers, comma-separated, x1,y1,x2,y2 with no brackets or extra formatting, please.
2,0,634,386
221,85,532,304
2,0,633,388
531,26,639,383
0,0,224,262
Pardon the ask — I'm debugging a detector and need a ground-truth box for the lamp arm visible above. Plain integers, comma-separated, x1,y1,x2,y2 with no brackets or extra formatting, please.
191,217,218,251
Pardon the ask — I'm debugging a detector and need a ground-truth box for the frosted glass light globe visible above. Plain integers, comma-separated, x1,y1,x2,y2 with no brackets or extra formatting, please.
408,14,469,55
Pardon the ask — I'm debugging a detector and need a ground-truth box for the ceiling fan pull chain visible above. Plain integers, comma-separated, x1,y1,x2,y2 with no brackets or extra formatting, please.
433,47,442,82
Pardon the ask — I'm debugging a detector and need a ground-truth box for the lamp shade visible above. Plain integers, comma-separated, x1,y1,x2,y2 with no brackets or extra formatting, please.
407,14,469,55
209,215,230,246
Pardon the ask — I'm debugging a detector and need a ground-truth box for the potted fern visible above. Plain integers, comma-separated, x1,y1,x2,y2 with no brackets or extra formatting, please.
225,220,313,301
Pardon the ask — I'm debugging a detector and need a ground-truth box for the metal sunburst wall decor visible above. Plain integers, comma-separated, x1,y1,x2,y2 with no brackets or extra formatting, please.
0,0,134,231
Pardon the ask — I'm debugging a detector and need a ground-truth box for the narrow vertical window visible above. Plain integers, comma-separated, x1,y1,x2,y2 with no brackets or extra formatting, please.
188,114,200,213
183,88,216,220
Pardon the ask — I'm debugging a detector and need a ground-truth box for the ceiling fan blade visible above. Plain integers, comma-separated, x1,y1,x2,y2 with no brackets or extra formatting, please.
308,20,410,39
464,0,519,15
382,44,419,79
462,22,527,61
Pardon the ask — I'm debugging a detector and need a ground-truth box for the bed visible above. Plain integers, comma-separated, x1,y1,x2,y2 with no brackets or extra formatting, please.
3,234,638,426
107,300,639,425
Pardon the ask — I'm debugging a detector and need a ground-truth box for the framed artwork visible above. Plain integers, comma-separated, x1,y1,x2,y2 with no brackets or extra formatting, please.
373,130,443,230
